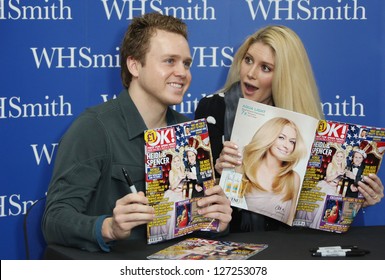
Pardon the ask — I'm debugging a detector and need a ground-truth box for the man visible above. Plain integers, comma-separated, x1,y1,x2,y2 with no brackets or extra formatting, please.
42,13,231,252
344,150,366,198
185,146,204,198
359,128,368,139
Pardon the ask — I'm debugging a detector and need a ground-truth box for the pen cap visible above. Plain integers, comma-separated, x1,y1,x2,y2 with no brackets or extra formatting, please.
122,168,134,186
122,167,137,193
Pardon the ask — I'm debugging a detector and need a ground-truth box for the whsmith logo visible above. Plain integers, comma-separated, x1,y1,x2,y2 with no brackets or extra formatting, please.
0,0,72,20
31,47,121,69
101,0,216,20
0,95,72,119
245,0,367,20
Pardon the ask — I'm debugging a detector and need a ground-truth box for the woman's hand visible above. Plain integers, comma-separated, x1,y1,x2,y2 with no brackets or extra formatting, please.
215,141,242,175
358,174,384,207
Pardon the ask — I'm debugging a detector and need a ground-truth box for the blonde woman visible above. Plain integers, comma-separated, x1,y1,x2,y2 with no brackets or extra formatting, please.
324,149,347,187
240,117,307,224
195,25,384,232
196,25,323,175
167,154,186,195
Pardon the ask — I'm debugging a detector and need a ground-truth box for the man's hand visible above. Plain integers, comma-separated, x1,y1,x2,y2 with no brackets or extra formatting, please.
186,171,197,180
197,185,232,232
102,192,155,242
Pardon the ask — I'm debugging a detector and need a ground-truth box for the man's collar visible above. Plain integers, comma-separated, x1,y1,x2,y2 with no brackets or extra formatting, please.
117,90,147,140
117,89,180,140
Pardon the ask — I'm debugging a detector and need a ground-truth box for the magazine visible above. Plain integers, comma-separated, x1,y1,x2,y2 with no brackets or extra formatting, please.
147,237,268,260
219,99,385,233
144,118,218,244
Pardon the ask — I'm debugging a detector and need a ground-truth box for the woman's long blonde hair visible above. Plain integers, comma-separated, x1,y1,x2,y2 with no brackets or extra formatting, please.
240,117,307,201
222,25,324,119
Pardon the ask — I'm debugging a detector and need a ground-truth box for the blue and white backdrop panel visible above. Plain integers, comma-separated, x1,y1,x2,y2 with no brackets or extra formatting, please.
1,0,384,259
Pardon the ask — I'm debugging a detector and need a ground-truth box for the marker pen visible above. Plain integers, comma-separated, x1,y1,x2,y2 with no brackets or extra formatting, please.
309,245,358,252
312,250,369,257
314,248,352,254
122,168,138,193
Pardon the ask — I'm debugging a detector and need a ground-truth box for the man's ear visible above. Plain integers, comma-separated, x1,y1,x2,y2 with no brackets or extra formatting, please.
126,56,140,78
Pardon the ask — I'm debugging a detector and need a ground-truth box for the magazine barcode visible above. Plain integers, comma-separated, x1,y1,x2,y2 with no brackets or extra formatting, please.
293,220,306,226
149,236,163,244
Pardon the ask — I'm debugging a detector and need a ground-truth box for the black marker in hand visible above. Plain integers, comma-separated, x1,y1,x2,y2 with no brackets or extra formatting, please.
122,168,138,194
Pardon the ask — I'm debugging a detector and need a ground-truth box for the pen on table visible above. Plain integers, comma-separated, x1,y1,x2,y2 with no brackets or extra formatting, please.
309,245,358,252
313,248,356,254
122,168,138,194
312,250,370,257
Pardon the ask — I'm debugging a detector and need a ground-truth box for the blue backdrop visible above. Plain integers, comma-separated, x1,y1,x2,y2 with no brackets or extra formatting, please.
1,0,384,259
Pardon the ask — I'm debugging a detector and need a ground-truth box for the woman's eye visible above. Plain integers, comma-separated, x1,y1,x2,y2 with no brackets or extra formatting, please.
262,65,271,72
244,56,253,64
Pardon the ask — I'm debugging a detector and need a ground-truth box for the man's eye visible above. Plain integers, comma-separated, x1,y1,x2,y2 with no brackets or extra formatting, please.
184,61,192,69
166,58,175,64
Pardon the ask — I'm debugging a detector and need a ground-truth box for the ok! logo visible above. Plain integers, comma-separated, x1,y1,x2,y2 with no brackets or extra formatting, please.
316,120,349,143
145,128,176,151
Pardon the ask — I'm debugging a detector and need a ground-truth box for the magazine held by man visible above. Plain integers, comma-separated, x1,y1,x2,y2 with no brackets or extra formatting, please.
147,237,268,260
219,99,385,233
144,118,218,244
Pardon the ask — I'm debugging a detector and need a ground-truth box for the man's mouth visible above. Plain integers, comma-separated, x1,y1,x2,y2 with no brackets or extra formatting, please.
169,82,183,89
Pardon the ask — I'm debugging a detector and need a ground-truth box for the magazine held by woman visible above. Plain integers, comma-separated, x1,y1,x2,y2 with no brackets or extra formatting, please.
220,99,385,233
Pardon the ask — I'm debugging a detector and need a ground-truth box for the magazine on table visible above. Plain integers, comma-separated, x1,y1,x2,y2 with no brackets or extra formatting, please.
147,237,268,260
219,98,385,233
144,118,218,244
